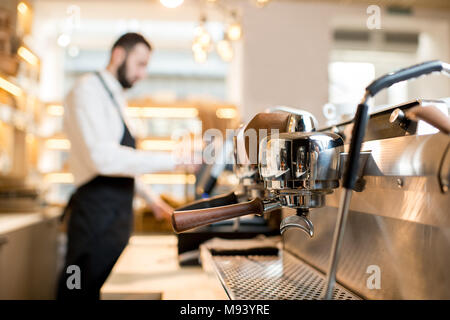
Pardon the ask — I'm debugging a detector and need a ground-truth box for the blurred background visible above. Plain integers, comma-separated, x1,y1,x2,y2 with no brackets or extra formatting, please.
0,0,449,299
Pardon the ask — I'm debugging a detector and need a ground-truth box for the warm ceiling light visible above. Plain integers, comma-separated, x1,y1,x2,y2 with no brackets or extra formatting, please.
192,33,210,63
127,107,199,118
47,104,64,116
193,28,212,50
192,42,203,53
160,0,184,9
216,39,234,62
192,16,213,64
18,46,39,66
194,25,204,37
141,173,196,185
216,107,237,119
44,173,74,184
0,76,22,97
193,19,213,51
197,32,212,47
139,139,177,151
255,0,271,7
45,139,71,150
226,22,242,41
17,2,28,14
193,49,208,63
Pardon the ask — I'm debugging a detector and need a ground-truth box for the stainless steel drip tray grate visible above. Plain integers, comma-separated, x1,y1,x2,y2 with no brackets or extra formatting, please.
208,251,360,300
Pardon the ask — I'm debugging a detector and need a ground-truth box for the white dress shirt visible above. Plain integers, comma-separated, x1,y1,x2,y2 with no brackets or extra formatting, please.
63,69,174,203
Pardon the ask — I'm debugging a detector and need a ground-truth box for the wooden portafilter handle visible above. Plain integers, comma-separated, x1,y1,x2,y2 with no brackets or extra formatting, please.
171,198,264,233
405,105,450,135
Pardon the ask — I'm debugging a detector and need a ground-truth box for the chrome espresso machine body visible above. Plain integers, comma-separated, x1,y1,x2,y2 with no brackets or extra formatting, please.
197,98,449,300
174,61,450,299
280,98,450,299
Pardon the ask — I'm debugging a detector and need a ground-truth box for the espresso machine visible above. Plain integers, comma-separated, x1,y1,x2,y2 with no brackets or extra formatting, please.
174,108,318,264
173,108,318,228
172,109,342,236
173,60,450,299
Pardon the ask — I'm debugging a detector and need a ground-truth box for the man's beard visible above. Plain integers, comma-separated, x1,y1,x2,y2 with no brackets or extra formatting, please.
117,59,133,89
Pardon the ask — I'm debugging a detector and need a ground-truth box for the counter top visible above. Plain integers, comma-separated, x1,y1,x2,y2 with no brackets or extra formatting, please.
101,235,228,300
0,207,62,235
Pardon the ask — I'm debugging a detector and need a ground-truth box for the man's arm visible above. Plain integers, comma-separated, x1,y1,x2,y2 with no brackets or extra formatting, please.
135,177,174,220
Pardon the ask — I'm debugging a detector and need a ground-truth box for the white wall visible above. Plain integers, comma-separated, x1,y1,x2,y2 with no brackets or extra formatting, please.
228,2,450,126
32,0,450,125
228,1,336,125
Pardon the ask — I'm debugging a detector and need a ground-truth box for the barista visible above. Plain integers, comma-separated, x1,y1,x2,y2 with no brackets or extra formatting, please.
57,33,173,299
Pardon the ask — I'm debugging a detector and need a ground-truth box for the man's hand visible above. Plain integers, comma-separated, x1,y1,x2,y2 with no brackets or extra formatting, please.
150,197,174,221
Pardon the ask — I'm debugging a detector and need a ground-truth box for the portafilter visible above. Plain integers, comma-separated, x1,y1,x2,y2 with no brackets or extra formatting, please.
171,108,319,233
258,131,344,237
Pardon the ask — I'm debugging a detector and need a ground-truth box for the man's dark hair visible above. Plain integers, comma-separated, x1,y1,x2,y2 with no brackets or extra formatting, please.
112,32,152,52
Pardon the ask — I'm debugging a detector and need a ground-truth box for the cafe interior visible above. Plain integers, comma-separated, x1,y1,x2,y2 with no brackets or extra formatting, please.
0,0,449,300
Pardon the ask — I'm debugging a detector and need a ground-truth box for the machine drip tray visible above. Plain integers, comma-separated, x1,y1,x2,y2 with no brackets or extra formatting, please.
201,249,360,300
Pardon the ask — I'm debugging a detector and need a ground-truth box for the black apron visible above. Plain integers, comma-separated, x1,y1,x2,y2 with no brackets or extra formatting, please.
56,72,135,300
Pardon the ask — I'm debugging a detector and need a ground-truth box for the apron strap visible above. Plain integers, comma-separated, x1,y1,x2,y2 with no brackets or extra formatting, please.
94,71,128,124
61,72,125,223
61,72,136,224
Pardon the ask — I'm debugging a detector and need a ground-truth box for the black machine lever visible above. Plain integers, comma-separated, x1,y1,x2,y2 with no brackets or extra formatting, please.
366,60,447,97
